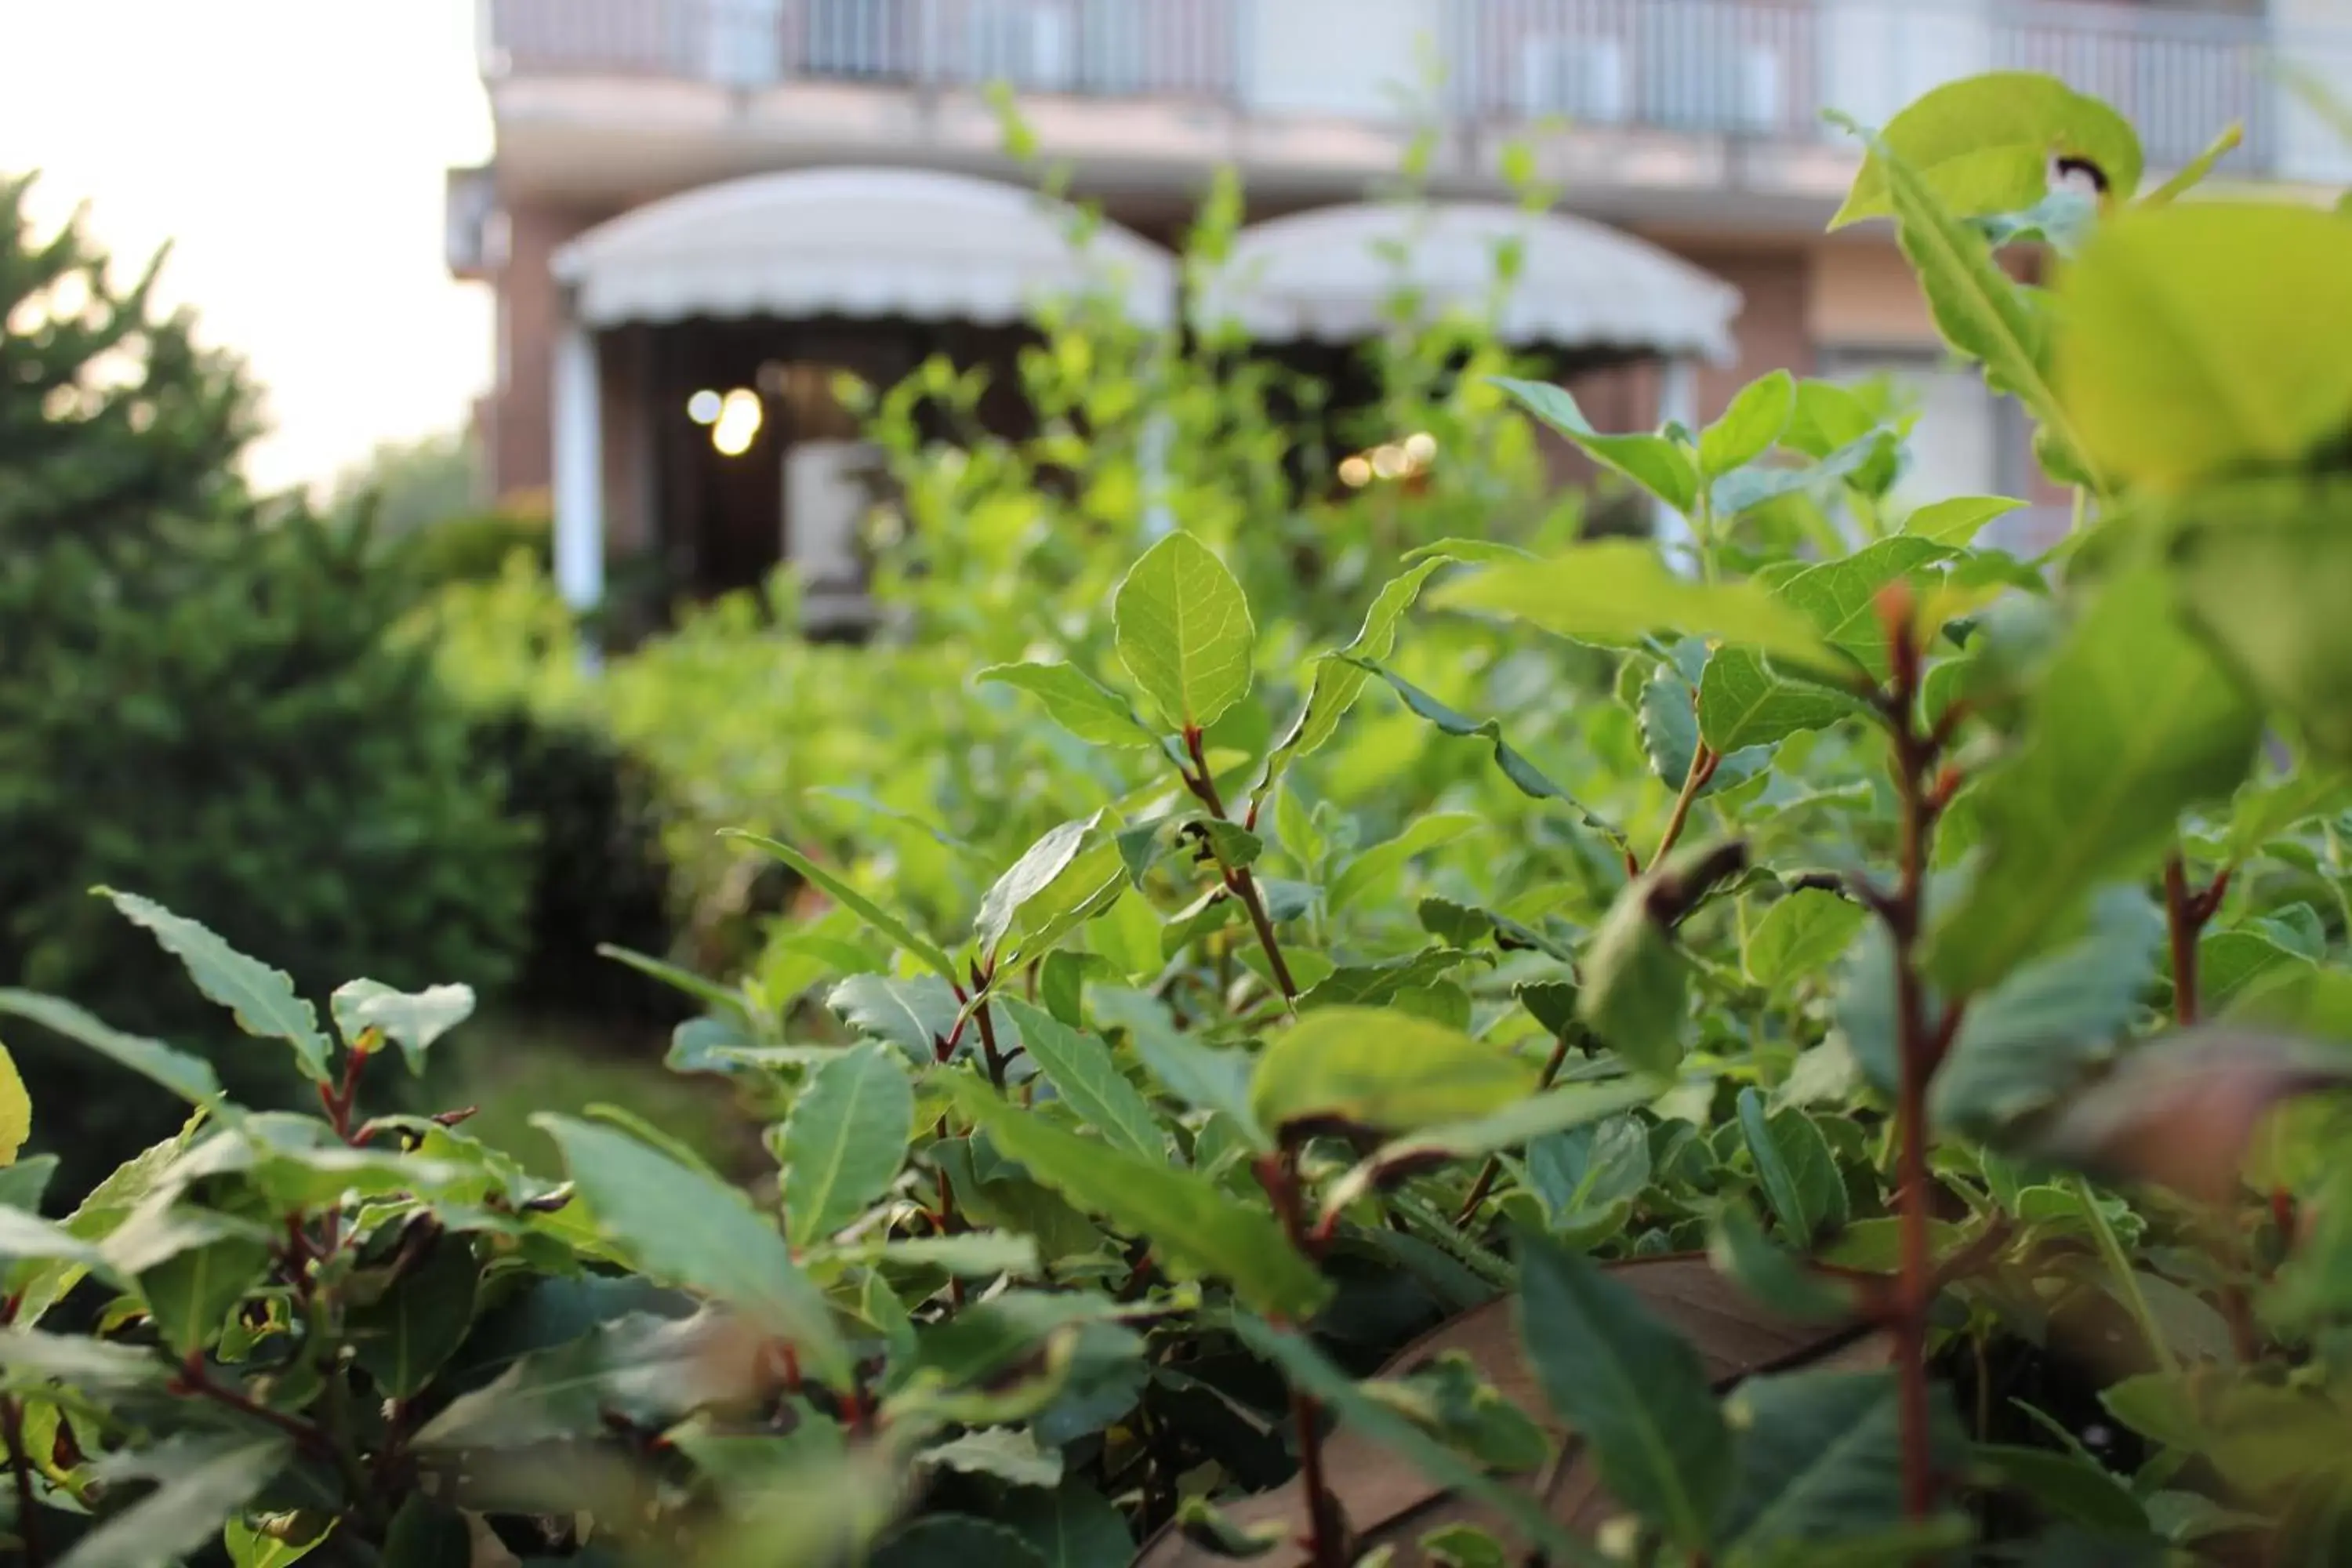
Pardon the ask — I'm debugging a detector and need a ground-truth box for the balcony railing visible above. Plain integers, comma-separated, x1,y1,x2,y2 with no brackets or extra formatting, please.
485,0,2281,172
1450,0,2275,169
483,0,1243,101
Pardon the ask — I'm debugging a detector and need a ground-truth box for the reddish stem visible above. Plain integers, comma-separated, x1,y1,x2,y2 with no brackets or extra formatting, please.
170,1355,332,1454
2163,854,2202,1028
1181,727,1298,1004
3,1397,41,1566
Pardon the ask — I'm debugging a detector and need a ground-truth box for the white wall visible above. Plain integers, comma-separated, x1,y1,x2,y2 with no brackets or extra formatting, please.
1820,0,1995,136
2274,0,2352,185
1243,0,1443,121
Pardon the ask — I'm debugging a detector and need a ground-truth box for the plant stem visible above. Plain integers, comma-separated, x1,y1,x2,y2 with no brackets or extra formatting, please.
1455,1031,1573,1226
1181,727,1298,1005
1650,741,1719,871
2,1397,42,1567
2162,854,2200,1026
1291,1388,1347,1568
2073,1174,2182,1379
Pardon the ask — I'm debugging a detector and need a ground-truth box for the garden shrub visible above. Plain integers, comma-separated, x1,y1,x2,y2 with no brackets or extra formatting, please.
0,176,533,1197
16,78,2352,1568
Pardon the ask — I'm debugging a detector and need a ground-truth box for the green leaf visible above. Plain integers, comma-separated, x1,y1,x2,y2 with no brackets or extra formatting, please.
1326,810,1483,916
1346,661,1620,843
1853,886,2162,1134
1256,559,1447,804
1745,890,1866,989
1699,372,1795,478
0,992,223,1108
946,1078,1327,1319
327,980,474,1076
1492,376,1700,514
1004,1483,1133,1568
2057,204,2352,490
1863,126,2092,488
1098,988,1266,1148
535,1114,851,1388
1529,1116,1652,1234
413,1312,734,1448
1112,531,1255,731
1904,495,2024,546
1708,1203,1854,1323
978,661,1160,747
223,1515,332,1568
1834,71,2143,227
1737,1092,1846,1243
829,973,962,1064
1516,1229,1733,1549
996,998,1163,1162
1578,878,1692,1077
724,830,959,981
0,1207,101,1266
976,817,1101,960
923,1428,1065,1489
1432,542,1840,676
100,890,330,1083
2172,480,2352,765
1641,655,1767,798
381,1496,472,1568
847,1232,1040,1276
1697,648,1864,753
60,1438,288,1568
1721,1370,1952,1553
138,1235,271,1356
0,1327,166,1388
873,1517,1049,1568
779,1044,913,1243
1773,537,1952,681
1326,1083,1661,1218
1250,1007,1535,1136
1929,571,2259,993
1231,1314,1595,1565
347,1238,480,1399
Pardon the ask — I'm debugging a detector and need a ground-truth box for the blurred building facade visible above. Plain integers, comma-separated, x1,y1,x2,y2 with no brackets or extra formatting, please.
448,0,2350,614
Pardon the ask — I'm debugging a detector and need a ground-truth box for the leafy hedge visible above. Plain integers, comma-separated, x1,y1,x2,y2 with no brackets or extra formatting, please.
9,74,2352,1568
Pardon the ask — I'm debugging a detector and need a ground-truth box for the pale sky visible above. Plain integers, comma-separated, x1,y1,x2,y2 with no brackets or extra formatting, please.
2,0,493,492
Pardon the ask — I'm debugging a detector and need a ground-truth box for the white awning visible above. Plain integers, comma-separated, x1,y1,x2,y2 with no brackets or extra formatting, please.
554,167,1179,332
1195,201,1742,364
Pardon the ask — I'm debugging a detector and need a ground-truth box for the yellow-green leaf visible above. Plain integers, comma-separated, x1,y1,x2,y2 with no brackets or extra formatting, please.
1250,1007,1535,1135
1112,532,1255,731
1835,71,2143,228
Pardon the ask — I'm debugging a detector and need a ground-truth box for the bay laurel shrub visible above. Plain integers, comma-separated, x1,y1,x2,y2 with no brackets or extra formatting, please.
14,75,2352,1568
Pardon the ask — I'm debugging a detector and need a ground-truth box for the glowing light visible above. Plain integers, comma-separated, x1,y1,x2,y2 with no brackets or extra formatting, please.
687,389,723,425
1338,455,1373,488
711,388,763,456
1403,431,1437,466
1370,444,1406,481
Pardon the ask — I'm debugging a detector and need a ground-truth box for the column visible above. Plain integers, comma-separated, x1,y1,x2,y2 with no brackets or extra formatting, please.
551,315,606,633
1656,357,1700,574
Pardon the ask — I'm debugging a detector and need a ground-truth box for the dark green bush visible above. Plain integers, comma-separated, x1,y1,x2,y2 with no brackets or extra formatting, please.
0,175,533,1196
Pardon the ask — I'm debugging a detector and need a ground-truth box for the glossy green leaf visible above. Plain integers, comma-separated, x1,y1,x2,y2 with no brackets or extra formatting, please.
1492,377,1698,514
328,979,474,1075
101,890,330,1083
1256,559,1447,803
381,1497,472,1568
223,1515,332,1568
1004,1484,1133,1567
347,1238,480,1399
535,1114,851,1388
1699,371,1795,478
1929,571,2259,993
1641,653,1767,797
1250,1007,1536,1136
1835,71,2143,227
1773,536,1952,681
2059,204,2352,490
60,1438,288,1568
138,1234,271,1356
996,998,1162,1161
1112,531,1255,731
976,817,1101,960
1578,877,1692,1077
779,1044,913,1243
726,830,959,981
1517,1229,1733,1549
1432,543,1839,676
1232,1314,1595,1564
1865,127,2092,487
923,1428,1064,1489
1326,810,1482,915
1745,890,1866,989
1720,1370,1954,1553
1348,659,1621,844
2172,481,2352,765
947,1077,1327,1319
827,974,960,1063
978,661,1160,747
1904,495,2024,546
1697,648,1864,753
